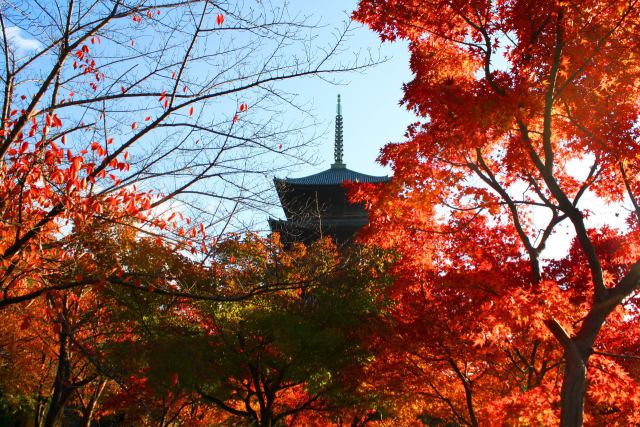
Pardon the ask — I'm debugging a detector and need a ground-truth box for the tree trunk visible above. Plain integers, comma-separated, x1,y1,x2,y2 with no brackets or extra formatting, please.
43,330,72,427
547,317,592,427
260,414,272,427
81,379,106,427
560,351,587,427
34,394,47,427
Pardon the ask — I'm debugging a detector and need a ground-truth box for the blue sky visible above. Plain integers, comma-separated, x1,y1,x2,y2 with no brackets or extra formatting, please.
277,0,417,178
6,0,629,246
4,0,417,232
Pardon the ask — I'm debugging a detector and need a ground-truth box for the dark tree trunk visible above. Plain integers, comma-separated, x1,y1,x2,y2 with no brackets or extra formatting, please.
260,412,273,427
560,351,588,427
80,379,106,427
43,329,72,427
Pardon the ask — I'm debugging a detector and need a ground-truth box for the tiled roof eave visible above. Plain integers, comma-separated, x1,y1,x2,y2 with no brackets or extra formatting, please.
275,167,390,186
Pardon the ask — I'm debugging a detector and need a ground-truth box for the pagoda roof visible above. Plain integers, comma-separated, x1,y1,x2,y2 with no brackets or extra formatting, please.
275,165,389,186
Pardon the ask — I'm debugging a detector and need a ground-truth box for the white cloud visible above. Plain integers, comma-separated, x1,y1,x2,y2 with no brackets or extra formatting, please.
4,26,41,53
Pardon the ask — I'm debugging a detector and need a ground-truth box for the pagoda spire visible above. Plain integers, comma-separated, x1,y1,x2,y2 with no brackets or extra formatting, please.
332,94,345,169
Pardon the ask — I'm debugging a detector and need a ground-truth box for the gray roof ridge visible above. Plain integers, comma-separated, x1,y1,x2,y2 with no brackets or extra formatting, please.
275,166,389,186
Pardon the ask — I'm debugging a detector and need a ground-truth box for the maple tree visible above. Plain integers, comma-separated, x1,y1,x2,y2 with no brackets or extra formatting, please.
353,0,640,425
0,2,382,424
103,235,395,426
0,217,396,426
0,0,374,309
0,222,156,426
0,262,117,426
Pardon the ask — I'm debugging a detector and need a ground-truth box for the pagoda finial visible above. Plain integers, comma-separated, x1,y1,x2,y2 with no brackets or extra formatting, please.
332,94,345,169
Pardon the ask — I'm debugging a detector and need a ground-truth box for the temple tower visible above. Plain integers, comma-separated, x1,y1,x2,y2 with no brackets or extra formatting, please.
268,95,389,246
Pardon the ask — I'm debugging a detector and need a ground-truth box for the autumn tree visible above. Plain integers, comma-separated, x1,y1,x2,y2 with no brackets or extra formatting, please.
102,235,395,426
353,0,640,425
0,261,118,427
0,219,325,425
0,221,170,426
0,4,380,425
0,0,375,308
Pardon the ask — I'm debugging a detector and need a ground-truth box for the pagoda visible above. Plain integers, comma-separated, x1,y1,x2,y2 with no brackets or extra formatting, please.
269,95,389,246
